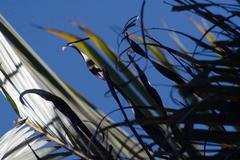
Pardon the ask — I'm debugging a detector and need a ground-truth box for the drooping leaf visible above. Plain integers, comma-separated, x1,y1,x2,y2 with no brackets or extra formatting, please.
151,60,185,85
20,89,113,159
122,16,139,34
75,23,169,109
45,26,159,118
103,68,153,159
63,43,105,80
125,31,175,71
128,55,166,117
20,89,93,138
0,15,149,159
127,37,147,58
122,32,185,85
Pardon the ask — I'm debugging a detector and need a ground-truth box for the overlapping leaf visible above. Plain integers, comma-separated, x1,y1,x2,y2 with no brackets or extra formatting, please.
44,26,160,117
0,124,71,160
0,15,148,159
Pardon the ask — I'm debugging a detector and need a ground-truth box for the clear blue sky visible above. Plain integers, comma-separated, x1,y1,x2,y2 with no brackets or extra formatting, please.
0,0,197,137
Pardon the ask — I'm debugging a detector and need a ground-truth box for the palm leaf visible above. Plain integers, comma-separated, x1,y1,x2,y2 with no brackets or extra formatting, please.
0,124,72,160
44,27,159,117
0,15,148,159
128,32,175,71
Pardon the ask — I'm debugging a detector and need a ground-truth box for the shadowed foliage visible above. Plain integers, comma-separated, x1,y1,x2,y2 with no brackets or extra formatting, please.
0,0,240,159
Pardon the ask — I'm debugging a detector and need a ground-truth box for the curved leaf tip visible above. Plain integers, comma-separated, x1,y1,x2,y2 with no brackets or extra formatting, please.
19,89,54,105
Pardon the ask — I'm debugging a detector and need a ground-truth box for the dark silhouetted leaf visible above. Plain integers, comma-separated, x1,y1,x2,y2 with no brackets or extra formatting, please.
151,60,185,85
172,4,212,11
127,38,147,58
19,89,111,159
128,55,166,117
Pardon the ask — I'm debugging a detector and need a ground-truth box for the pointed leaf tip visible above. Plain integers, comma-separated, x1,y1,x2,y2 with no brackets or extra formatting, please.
31,23,47,30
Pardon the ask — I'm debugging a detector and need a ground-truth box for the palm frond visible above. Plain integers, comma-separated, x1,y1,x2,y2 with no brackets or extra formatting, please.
0,15,148,159
1,0,240,159
0,123,72,160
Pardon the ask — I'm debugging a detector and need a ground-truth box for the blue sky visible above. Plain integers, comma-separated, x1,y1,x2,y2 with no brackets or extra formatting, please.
0,0,197,137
